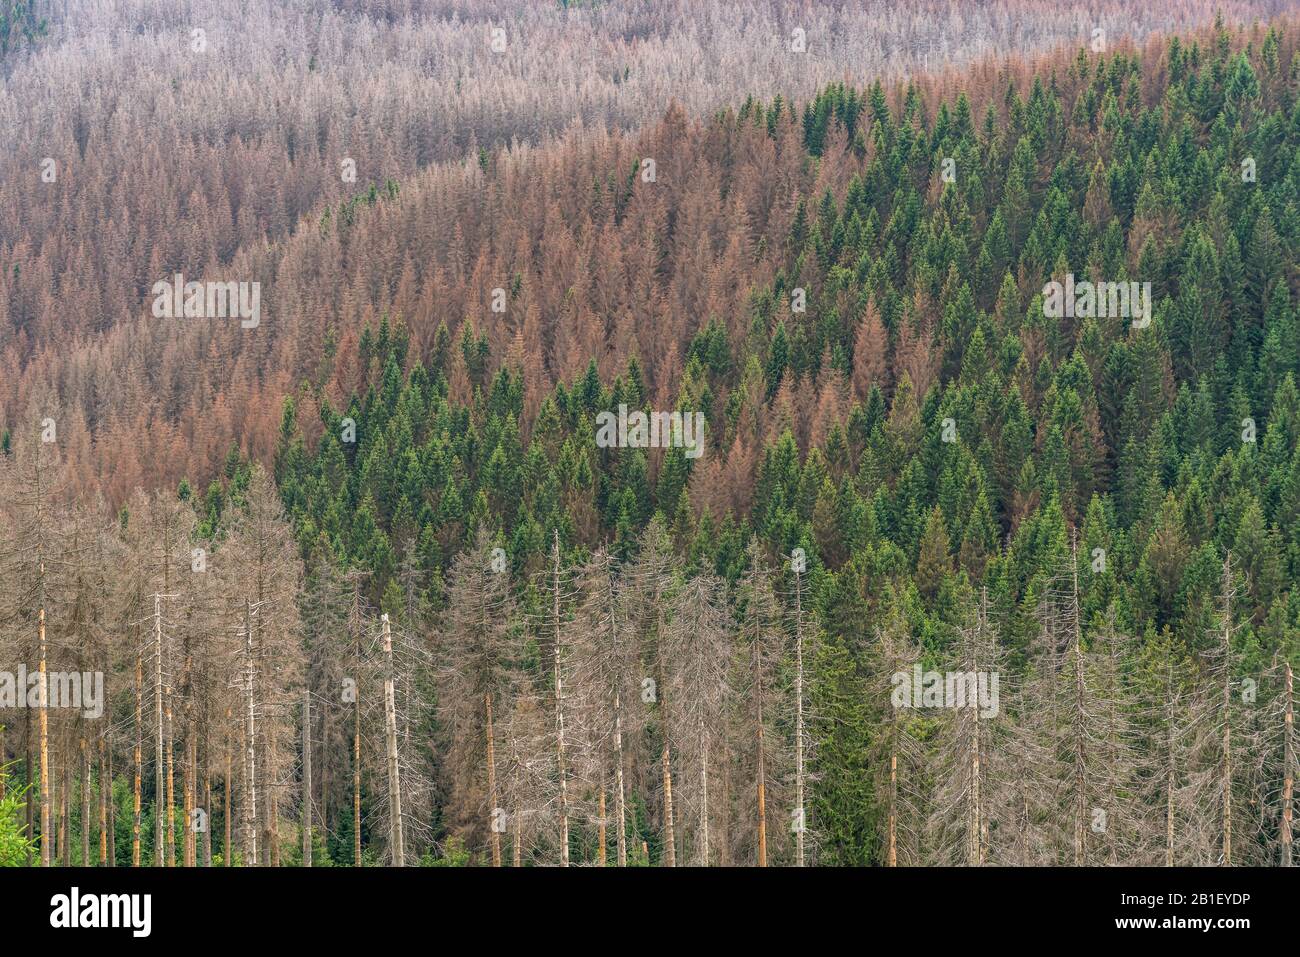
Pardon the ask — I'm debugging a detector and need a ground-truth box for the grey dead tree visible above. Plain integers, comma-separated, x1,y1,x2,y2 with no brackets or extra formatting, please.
1144,657,1199,866
1230,653,1296,866
223,467,305,866
298,550,363,865
380,612,404,865
1281,659,1296,865
623,517,681,866
982,656,1057,866
569,546,642,866
1078,609,1154,865
177,523,232,869
64,503,107,867
550,532,573,866
867,593,928,866
1016,540,1149,865
0,459,14,826
1180,553,1271,865
355,591,437,866
370,544,440,864
136,488,194,868
346,576,369,867
112,491,154,867
436,527,519,866
301,686,311,866
662,570,733,865
237,599,260,866
926,586,1012,866
86,511,118,867
528,529,583,866
0,404,70,866
497,688,559,866
175,513,221,868
352,607,422,867
729,537,789,866
780,547,820,866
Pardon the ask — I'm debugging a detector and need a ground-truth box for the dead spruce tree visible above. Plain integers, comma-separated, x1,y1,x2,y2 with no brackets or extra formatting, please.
524,529,585,866
436,527,519,866
221,467,304,866
867,593,928,866
386,545,438,861
1179,553,1275,865
360,588,433,866
0,405,71,866
781,546,820,866
569,546,643,866
1237,654,1297,866
662,569,733,865
730,538,789,866
925,586,1011,866
623,517,681,866
298,548,361,865
1021,539,1149,865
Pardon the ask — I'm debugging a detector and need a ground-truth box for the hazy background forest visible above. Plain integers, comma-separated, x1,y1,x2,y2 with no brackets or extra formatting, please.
1,0,1299,868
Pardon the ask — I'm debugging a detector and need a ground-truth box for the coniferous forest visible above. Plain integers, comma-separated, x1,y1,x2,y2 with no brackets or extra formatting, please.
2,1,1300,883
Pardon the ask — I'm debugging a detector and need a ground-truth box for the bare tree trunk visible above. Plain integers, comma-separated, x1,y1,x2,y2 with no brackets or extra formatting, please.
268,732,280,867
1165,667,1176,867
23,712,32,865
107,738,116,866
182,725,193,867
793,567,806,867
1221,557,1233,867
202,759,212,867
133,645,142,867
601,568,628,868
81,735,90,865
888,747,898,867
302,688,312,867
652,595,676,868
970,691,982,866
968,590,989,867
182,629,194,869
24,712,32,865
243,600,258,867
1071,542,1086,867
661,746,676,867
700,719,711,866
353,684,361,868
153,596,165,866
613,687,627,867
486,692,501,867
551,535,570,867
597,780,607,867
511,758,523,868
98,736,108,866
165,693,175,866
224,710,232,867
38,607,50,866
381,614,404,866
754,616,768,868
60,757,70,864
1283,662,1294,867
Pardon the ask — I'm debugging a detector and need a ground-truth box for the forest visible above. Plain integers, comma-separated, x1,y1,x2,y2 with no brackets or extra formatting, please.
1,1,1299,867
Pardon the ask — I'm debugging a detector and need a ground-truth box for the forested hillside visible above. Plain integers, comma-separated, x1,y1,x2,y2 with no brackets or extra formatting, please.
2,4,1299,867
0,0,1290,495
